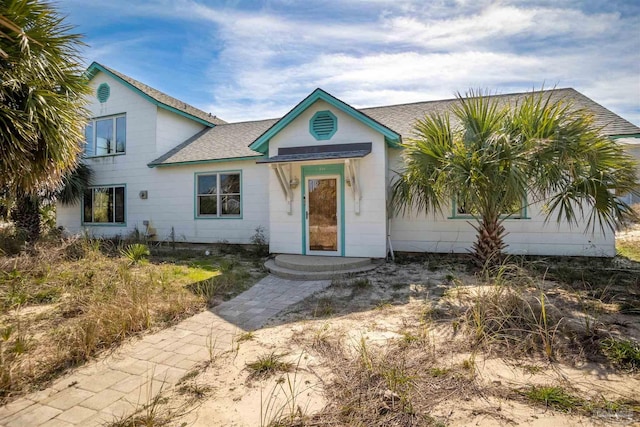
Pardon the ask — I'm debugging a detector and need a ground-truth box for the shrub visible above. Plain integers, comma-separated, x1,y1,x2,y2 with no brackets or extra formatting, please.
120,243,150,264
250,226,269,257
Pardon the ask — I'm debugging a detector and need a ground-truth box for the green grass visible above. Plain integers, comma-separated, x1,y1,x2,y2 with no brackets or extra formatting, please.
0,238,263,403
246,352,293,379
600,338,640,371
617,238,640,262
525,386,579,411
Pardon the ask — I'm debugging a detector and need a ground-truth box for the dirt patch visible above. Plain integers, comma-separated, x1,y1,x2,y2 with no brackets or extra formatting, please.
148,253,640,426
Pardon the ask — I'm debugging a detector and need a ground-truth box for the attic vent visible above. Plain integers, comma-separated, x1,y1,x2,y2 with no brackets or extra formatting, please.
310,110,337,140
96,83,110,103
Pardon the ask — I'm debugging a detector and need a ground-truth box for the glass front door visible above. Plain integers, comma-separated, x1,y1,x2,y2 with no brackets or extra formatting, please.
306,176,339,254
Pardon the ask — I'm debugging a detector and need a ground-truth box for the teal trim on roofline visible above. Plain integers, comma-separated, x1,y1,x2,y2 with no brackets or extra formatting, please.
610,133,640,140
85,62,217,128
147,155,265,168
249,88,401,154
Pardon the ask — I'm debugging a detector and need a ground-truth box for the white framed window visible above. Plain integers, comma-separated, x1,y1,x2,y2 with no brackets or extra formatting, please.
84,114,126,157
83,185,126,224
196,172,242,218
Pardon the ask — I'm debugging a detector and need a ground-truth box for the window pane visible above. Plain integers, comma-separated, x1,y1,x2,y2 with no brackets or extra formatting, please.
114,187,125,223
84,122,94,157
220,174,240,194
83,189,93,222
199,195,217,215
221,195,241,216
198,175,217,195
116,117,126,153
93,187,113,222
96,118,113,155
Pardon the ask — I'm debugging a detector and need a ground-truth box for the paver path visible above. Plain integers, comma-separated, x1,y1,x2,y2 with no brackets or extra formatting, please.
0,276,330,427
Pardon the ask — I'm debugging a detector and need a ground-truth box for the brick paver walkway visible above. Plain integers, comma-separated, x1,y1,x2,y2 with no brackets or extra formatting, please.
0,276,330,427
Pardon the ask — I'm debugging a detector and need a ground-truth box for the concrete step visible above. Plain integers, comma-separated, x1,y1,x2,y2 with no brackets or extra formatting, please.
274,254,372,272
264,259,378,280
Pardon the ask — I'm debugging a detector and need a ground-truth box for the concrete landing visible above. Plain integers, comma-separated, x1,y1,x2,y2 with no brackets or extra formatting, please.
265,254,377,280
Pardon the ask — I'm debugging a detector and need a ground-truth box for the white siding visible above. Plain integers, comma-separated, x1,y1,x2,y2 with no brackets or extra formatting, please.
56,72,269,244
155,108,205,157
387,149,615,257
268,100,388,258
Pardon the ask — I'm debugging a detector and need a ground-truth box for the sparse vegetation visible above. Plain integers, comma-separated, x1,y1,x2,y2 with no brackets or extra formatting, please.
524,385,579,411
246,352,293,379
120,243,151,264
0,237,263,403
600,338,640,371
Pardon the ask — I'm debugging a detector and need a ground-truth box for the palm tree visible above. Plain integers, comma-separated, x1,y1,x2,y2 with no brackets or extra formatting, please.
392,89,638,265
7,163,92,241
0,0,90,240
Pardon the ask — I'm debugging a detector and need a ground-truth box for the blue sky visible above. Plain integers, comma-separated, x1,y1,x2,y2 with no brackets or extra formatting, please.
60,0,640,125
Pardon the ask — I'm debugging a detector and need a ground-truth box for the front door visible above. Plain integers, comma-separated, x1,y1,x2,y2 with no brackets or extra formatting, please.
305,175,340,255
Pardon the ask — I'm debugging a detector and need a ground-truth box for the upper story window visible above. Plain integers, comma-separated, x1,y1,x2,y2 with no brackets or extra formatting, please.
84,114,126,157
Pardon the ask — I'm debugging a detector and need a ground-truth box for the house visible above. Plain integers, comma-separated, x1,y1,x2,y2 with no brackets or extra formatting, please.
56,62,640,258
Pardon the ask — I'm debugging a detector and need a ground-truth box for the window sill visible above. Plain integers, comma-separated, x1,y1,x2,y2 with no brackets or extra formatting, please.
195,215,243,220
447,216,531,220
82,222,127,227
84,152,126,159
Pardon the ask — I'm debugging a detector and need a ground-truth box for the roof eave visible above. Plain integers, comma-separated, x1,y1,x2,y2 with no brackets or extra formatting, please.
86,62,217,128
147,155,265,168
248,88,401,153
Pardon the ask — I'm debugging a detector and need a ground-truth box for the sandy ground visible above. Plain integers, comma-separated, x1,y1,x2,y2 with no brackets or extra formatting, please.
152,257,639,427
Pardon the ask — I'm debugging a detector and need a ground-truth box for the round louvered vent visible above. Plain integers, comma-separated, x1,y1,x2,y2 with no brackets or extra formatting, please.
309,110,337,140
96,83,110,103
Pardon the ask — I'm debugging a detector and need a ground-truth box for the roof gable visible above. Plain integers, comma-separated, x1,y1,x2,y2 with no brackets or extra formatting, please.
85,62,225,127
248,88,401,154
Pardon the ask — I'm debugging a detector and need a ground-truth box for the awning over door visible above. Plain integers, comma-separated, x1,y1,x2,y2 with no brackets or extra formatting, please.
256,142,371,164
262,143,369,216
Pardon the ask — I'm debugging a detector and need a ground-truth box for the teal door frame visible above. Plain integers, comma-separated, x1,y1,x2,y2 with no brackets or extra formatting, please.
301,164,345,256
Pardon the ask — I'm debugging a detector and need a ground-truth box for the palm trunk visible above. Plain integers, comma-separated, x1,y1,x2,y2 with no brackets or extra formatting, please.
471,215,507,266
10,193,41,242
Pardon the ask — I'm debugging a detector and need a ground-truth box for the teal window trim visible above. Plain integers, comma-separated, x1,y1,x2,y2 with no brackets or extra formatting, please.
448,197,530,220
148,155,264,168
81,183,127,226
249,88,400,153
83,113,126,158
609,133,640,140
194,170,243,220
85,62,217,128
301,164,345,256
309,110,337,140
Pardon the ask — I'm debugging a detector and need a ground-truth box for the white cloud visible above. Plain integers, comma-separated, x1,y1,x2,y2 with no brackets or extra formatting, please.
65,0,639,125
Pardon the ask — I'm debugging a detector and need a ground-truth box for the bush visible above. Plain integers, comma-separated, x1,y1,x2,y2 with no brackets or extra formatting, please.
0,226,27,256
249,226,269,257
120,243,150,264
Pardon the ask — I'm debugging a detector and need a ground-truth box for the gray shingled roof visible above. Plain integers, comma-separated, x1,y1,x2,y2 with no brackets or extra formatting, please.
361,88,640,139
148,119,277,166
150,88,640,166
97,63,227,126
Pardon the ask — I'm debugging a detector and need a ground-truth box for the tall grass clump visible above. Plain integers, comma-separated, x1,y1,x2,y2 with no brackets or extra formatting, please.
0,237,206,402
298,336,472,426
462,282,562,359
